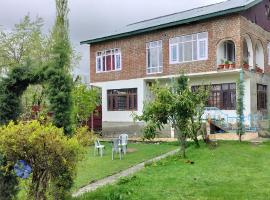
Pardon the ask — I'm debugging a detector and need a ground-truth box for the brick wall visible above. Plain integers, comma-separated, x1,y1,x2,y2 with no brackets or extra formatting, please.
90,15,242,83
240,16,270,68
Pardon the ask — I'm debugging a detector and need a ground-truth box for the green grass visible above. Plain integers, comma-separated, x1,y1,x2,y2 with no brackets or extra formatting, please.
73,141,270,200
73,142,178,191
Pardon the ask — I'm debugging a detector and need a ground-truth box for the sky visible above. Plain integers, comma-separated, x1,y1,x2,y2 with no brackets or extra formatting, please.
0,0,225,80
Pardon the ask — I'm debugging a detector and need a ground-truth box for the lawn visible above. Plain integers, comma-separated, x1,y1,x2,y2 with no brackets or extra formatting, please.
72,142,178,191
73,141,270,200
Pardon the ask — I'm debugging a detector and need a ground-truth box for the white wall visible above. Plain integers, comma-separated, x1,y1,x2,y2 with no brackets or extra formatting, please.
91,71,270,123
91,78,145,122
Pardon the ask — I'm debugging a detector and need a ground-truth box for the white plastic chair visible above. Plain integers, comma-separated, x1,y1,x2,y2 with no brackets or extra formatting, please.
112,138,123,160
119,134,128,154
94,140,105,157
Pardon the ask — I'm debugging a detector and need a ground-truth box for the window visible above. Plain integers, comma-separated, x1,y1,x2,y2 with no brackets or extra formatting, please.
96,48,121,73
107,88,137,111
223,41,235,62
146,40,163,74
257,84,267,110
192,83,236,110
169,32,208,64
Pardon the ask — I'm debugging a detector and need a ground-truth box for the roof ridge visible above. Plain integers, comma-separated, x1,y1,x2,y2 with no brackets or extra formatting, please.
126,0,227,27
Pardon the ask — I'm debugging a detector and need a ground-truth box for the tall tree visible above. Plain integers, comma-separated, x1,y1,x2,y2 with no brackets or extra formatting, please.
45,0,74,135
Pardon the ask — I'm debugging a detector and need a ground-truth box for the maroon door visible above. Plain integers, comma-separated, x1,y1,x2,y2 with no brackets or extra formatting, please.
87,106,102,131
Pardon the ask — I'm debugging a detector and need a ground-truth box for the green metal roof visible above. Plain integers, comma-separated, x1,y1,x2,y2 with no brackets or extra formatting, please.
80,0,262,45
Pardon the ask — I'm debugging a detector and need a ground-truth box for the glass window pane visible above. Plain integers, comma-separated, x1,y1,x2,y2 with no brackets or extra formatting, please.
193,41,197,60
150,48,158,67
106,55,112,71
159,47,162,67
171,45,178,62
222,84,229,90
115,54,121,69
170,37,178,44
96,57,102,72
184,41,192,61
183,35,192,42
199,40,206,59
179,44,183,62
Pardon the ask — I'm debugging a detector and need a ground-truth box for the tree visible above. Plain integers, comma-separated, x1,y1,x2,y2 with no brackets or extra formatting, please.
236,70,245,142
45,0,74,134
135,75,206,157
0,15,50,70
72,83,99,127
187,86,209,147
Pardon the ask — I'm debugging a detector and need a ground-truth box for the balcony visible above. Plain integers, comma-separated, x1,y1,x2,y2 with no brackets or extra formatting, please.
217,40,236,70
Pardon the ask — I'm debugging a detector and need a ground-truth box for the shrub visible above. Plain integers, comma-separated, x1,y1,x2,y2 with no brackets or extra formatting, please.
0,154,19,200
0,120,82,199
74,126,96,147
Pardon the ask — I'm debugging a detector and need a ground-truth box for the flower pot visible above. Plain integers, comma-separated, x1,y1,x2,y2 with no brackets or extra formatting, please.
230,64,236,69
218,64,224,69
224,64,230,69
256,67,263,73
243,63,249,70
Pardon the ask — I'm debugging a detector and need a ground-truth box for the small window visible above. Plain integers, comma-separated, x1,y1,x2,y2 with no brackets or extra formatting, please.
146,40,163,74
257,84,267,110
96,48,121,73
107,88,138,111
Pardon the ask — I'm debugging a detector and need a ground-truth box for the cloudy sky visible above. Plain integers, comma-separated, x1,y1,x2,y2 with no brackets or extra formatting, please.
0,0,225,78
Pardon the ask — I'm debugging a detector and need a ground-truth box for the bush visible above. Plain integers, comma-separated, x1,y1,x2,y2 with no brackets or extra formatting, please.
0,154,19,200
74,126,96,147
0,120,82,199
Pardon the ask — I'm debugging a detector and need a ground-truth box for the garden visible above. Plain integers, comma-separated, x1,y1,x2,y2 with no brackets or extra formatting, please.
73,141,270,200
0,0,267,200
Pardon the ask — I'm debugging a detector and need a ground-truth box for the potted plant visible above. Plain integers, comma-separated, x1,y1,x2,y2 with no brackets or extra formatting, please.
255,64,263,73
218,59,225,69
224,60,230,69
243,61,249,70
229,61,236,69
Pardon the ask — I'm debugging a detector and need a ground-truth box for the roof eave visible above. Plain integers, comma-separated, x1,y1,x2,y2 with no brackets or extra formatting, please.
80,0,262,45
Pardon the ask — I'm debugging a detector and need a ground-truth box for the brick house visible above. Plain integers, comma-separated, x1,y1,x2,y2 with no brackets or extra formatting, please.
81,0,270,136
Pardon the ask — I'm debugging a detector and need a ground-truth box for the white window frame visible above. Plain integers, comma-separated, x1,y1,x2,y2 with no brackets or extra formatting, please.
146,40,163,74
169,38,179,64
95,48,122,73
169,32,208,64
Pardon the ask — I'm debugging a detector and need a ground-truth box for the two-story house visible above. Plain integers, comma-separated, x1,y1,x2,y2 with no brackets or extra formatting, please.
81,0,270,136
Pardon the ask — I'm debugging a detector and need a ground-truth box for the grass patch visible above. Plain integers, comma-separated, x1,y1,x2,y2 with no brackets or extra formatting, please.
73,142,178,191
73,141,270,200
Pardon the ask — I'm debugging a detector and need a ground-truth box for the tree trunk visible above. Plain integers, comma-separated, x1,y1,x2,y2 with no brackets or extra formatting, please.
194,136,200,148
176,128,186,158
239,134,242,142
